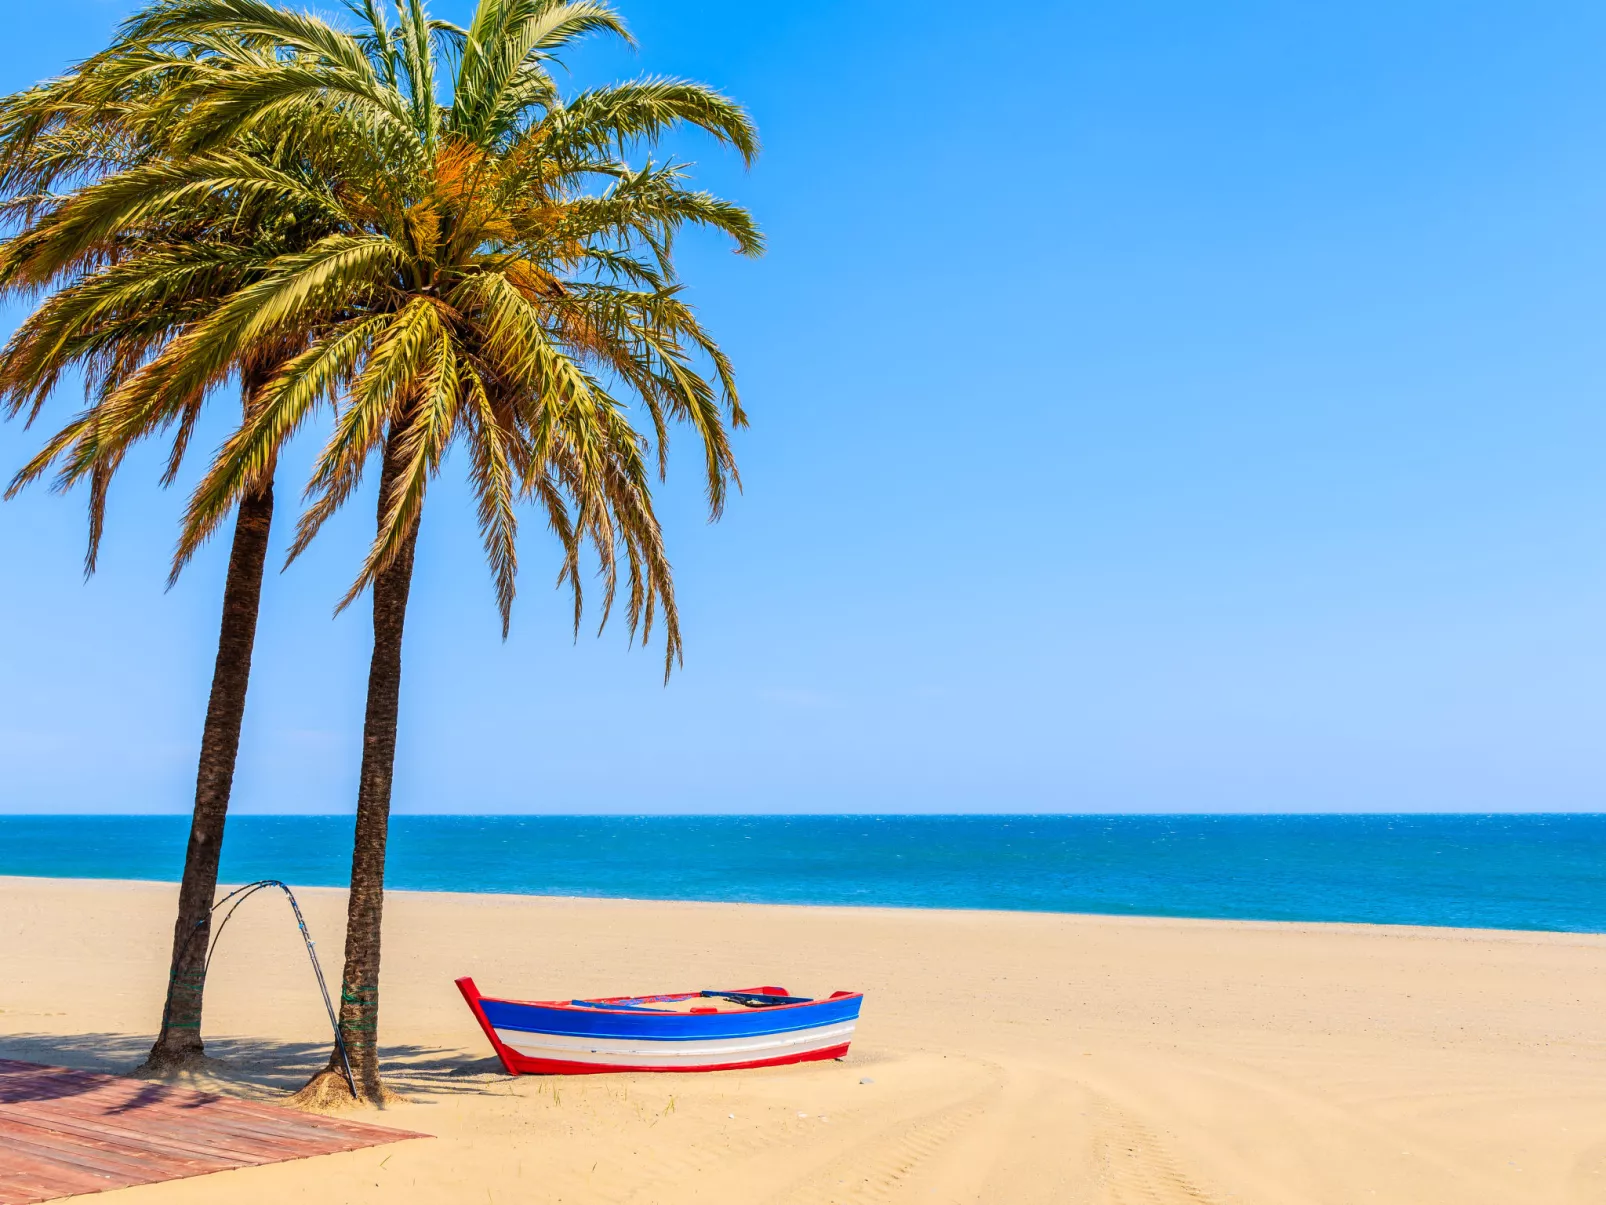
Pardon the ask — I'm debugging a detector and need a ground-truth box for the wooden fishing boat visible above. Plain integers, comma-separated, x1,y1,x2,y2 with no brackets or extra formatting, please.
455,977,864,1075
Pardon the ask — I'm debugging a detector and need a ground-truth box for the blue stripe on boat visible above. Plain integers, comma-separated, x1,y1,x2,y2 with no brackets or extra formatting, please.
480,994,862,1041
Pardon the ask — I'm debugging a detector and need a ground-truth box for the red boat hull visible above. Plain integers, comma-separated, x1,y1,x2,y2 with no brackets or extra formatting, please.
498,1043,853,1076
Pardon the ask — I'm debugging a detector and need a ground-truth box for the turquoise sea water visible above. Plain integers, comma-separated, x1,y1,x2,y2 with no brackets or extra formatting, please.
1,814,1602,933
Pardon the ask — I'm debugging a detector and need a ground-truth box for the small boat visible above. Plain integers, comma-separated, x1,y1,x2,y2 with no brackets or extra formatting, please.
455,977,864,1075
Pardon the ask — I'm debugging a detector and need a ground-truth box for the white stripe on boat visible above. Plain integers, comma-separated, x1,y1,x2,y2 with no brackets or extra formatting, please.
494,1020,857,1066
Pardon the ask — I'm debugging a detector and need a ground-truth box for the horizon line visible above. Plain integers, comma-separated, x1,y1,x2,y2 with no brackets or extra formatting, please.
2,811,1603,820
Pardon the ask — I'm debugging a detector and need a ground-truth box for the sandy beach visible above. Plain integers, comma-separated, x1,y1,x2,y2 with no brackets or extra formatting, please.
2,876,1604,1204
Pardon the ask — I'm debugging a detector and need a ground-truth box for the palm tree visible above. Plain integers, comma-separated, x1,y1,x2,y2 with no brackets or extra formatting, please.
0,48,348,1072
106,0,762,1104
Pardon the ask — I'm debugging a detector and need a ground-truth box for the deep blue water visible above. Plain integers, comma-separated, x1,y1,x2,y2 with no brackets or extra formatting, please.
1,814,1602,932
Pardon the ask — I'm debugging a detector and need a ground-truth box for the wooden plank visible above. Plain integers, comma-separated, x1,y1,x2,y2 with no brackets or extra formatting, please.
0,1119,172,1182
17,1090,410,1151
0,1106,274,1166
0,1172,121,1205
16,1102,341,1161
0,1114,230,1180
0,1158,123,1199
0,1061,427,1204
74,1104,388,1157
0,1111,253,1168
3,1077,412,1147
0,1063,428,1143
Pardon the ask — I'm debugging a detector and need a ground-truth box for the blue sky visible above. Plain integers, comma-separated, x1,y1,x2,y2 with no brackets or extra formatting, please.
3,0,1606,814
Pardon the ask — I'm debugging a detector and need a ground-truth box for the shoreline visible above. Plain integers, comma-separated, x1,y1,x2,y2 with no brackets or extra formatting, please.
4,813,1600,937
3,873,1604,941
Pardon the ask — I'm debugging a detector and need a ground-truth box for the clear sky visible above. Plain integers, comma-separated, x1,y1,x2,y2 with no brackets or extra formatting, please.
3,1,1606,814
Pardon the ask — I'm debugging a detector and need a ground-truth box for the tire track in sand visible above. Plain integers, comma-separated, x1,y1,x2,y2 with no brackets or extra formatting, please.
767,1057,1008,1204
1090,1095,1222,1205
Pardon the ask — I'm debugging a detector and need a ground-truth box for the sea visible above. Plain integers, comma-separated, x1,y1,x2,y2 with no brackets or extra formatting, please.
1,814,1602,933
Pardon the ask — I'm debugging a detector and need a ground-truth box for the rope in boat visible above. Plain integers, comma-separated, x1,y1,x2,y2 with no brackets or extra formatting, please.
162,879,356,1098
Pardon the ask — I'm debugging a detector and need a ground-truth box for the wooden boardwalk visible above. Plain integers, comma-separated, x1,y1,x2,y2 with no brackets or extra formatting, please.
0,1060,425,1204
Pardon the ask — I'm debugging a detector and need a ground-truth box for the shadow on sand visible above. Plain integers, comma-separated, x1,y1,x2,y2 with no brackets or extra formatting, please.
0,1030,509,1103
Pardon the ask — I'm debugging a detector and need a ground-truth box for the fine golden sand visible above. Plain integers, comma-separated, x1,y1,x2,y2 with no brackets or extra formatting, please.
2,875,1605,1203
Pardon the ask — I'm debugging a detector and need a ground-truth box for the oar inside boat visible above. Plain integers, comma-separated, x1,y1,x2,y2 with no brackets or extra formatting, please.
456,977,864,1075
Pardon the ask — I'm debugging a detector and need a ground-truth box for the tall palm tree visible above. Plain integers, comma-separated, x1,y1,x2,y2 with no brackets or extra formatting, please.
107,0,762,1103
0,48,348,1071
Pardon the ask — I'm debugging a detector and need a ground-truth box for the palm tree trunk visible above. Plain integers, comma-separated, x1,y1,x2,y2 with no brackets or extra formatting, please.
141,476,275,1073
301,427,420,1105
